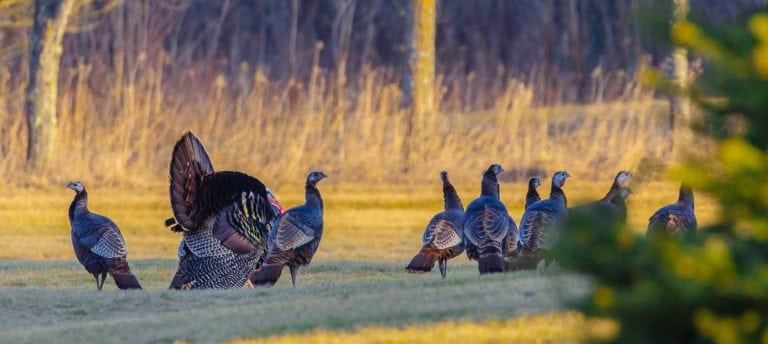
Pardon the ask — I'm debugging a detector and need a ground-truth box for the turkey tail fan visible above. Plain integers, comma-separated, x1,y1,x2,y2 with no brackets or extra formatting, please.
250,263,285,287
106,258,142,290
405,248,438,273
112,273,142,290
479,254,505,274
478,246,504,274
169,131,215,231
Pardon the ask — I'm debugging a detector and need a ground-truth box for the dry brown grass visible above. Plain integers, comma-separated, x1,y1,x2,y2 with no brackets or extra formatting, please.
0,58,670,188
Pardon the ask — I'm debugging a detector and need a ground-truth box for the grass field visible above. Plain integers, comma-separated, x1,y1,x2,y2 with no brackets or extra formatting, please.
0,179,718,342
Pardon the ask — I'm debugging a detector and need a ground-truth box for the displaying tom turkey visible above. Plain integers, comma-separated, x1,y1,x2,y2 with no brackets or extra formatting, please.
250,171,327,287
165,132,284,289
569,171,632,225
406,171,465,278
647,183,697,238
515,171,570,270
463,164,515,274
525,177,542,209
67,181,142,290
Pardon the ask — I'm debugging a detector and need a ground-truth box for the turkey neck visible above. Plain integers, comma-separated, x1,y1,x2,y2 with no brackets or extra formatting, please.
550,185,567,207
610,194,627,209
480,172,500,199
526,183,540,203
305,182,323,210
678,186,694,209
443,180,463,211
602,182,621,201
600,187,620,202
69,191,89,223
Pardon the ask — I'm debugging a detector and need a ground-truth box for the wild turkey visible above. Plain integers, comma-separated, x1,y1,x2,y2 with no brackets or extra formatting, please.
406,171,465,278
501,177,541,268
165,132,283,289
647,183,697,238
463,164,514,274
515,171,571,269
569,171,632,225
250,171,327,287
525,177,542,209
611,186,633,224
67,181,142,290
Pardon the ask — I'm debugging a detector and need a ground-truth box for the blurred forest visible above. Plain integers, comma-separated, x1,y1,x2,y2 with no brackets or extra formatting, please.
0,0,766,185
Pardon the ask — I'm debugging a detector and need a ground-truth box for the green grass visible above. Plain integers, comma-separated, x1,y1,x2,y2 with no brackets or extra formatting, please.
0,180,719,342
0,260,587,343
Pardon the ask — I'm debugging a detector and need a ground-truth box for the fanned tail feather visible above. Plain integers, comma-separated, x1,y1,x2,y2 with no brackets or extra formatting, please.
406,248,438,273
169,131,214,231
107,259,142,290
478,246,504,274
112,273,142,290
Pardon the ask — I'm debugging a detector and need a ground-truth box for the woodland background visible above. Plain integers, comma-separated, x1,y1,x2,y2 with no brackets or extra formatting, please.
1,0,764,186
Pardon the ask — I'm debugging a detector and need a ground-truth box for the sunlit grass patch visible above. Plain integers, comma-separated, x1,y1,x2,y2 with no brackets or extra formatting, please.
238,311,619,343
0,260,590,343
0,180,719,260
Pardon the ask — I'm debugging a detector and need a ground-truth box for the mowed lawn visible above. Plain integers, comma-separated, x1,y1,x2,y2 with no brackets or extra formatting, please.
0,180,718,342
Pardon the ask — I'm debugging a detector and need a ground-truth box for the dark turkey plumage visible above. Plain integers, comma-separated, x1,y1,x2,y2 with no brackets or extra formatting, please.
525,177,542,209
165,131,283,289
569,171,632,225
515,171,570,269
647,183,697,238
249,171,327,287
463,164,514,274
406,171,465,278
610,187,632,224
67,182,142,290
500,177,541,270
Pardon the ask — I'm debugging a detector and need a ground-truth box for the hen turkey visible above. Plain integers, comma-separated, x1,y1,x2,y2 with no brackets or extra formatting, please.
406,171,465,278
515,171,570,269
647,183,696,238
463,164,515,274
250,171,327,287
67,181,142,290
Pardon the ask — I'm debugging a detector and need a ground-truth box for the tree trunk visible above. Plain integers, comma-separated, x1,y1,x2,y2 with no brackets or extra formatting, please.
403,0,436,172
670,0,691,161
25,0,75,169
411,0,437,132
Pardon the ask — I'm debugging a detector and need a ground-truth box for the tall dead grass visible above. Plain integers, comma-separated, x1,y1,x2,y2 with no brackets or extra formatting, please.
0,56,669,188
